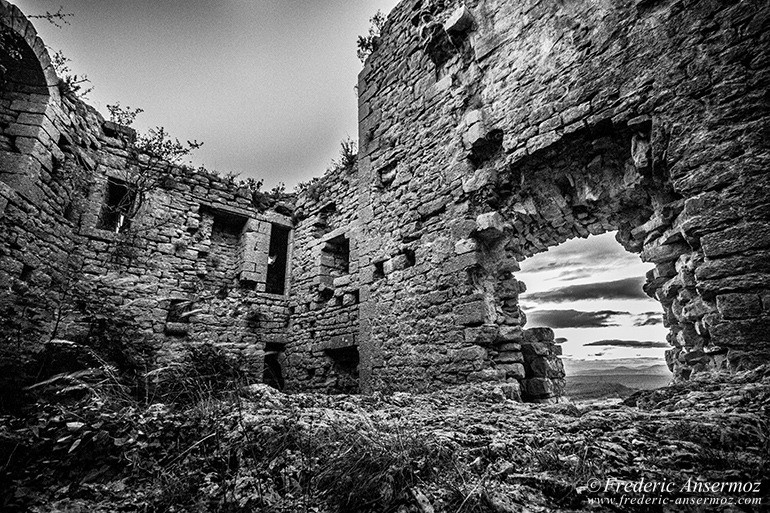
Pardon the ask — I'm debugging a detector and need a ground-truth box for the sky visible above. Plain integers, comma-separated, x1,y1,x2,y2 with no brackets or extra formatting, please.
517,232,670,372
15,0,401,190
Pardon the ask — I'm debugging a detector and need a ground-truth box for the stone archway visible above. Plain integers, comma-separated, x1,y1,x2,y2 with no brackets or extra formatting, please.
464,118,717,399
0,0,60,200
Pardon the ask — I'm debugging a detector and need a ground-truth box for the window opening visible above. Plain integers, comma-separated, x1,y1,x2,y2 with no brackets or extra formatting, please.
266,224,291,294
97,177,136,233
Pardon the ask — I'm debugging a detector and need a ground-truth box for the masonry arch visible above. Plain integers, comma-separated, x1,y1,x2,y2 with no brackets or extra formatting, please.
466,118,713,399
0,0,60,196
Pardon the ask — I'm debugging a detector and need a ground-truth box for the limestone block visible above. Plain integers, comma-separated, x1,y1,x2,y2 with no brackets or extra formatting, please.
474,211,506,241
524,327,554,342
520,342,551,357
464,324,499,345
164,322,189,337
332,275,351,288
454,238,477,255
463,123,488,149
444,5,474,34
716,293,762,320
384,254,409,275
454,300,488,326
495,351,523,364
528,356,565,378
701,222,770,258
496,363,525,380
522,378,564,400
462,167,497,194
496,321,523,342
456,345,487,362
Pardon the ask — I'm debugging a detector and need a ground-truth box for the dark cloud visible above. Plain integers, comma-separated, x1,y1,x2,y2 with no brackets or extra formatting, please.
634,312,663,326
522,277,648,303
519,232,640,273
584,340,669,348
526,309,629,328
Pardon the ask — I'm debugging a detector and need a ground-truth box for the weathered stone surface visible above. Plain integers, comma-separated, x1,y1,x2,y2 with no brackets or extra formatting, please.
2,0,770,402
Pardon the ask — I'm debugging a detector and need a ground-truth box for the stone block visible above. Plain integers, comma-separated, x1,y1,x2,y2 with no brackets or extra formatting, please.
454,238,477,255
318,334,356,351
474,211,506,241
444,5,474,34
454,300,487,326
332,275,351,288
528,356,565,378
164,322,189,337
701,222,770,257
456,345,487,362
448,252,479,272
496,363,525,379
497,326,523,342
464,324,499,345
520,342,551,357
524,327,554,342
710,318,770,349
495,351,523,364
522,378,559,399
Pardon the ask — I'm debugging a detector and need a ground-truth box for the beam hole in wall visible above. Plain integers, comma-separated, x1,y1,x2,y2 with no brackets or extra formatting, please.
19,264,33,282
378,161,398,188
62,201,77,223
403,248,416,268
373,260,385,280
96,177,136,233
166,299,191,324
263,342,285,390
321,234,350,277
325,345,360,394
314,202,336,238
266,223,290,295
319,287,334,303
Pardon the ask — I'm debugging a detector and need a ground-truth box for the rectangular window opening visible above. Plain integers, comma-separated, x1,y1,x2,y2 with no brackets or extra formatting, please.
266,223,291,295
97,177,136,233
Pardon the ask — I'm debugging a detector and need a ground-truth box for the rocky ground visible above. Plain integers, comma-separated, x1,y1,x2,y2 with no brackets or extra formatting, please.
1,366,768,512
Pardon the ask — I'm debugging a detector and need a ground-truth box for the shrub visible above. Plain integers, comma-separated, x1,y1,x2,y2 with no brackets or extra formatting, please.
357,10,386,63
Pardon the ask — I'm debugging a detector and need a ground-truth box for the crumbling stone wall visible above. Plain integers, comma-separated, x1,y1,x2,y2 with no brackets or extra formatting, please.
351,0,770,399
3,0,769,401
287,165,362,393
0,0,293,385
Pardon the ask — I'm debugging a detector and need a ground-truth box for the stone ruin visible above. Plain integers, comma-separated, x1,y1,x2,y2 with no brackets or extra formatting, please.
0,0,768,402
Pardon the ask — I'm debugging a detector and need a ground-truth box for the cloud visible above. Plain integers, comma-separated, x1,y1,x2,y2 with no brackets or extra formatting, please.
525,309,629,328
634,312,663,326
520,232,639,273
522,277,648,303
584,339,669,348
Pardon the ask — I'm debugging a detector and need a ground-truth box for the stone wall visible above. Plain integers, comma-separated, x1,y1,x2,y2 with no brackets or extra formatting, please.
2,0,769,401
286,164,362,392
0,0,293,387
351,0,770,398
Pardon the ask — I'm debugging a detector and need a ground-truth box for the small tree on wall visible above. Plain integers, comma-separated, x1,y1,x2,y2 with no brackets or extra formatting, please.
357,10,386,62
105,104,203,228
102,104,203,266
